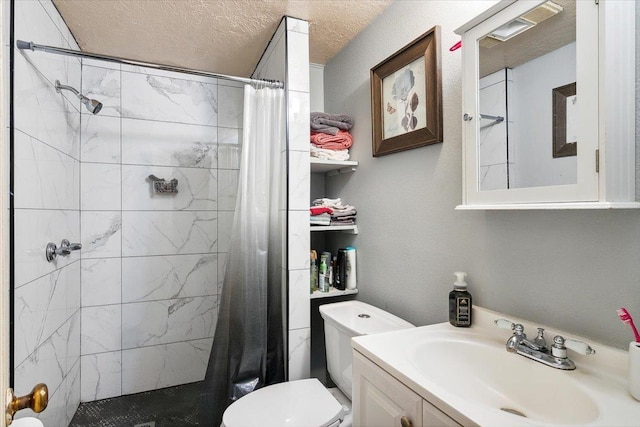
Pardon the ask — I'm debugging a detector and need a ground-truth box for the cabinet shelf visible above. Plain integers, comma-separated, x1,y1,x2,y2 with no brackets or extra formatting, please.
310,158,358,175
310,225,358,234
311,287,358,299
455,202,640,210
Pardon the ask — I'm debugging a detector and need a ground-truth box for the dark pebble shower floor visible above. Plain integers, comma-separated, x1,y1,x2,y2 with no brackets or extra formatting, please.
69,382,201,427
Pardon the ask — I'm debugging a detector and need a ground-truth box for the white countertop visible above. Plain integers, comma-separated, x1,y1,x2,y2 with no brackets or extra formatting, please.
351,306,640,426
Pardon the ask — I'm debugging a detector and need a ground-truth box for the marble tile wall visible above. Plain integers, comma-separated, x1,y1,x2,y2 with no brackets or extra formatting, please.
13,0,81,425
255,17,311,381
15,5,299,414
79,60,243,401
285,18,311,381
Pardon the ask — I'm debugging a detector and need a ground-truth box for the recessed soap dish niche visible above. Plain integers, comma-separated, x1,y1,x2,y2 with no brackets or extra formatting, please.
147,174,179,194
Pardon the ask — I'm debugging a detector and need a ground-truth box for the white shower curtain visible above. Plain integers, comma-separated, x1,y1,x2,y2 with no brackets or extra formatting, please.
201,84,286,426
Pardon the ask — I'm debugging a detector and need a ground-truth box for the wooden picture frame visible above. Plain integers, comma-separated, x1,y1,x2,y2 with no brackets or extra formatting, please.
552,82,577,158
370,26,443,157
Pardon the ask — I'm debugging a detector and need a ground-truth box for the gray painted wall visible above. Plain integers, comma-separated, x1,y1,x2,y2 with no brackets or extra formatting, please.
324,0,640,349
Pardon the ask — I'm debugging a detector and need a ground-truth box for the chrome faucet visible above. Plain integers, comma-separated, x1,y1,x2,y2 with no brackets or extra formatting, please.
501,322,546,353
495,319,595,370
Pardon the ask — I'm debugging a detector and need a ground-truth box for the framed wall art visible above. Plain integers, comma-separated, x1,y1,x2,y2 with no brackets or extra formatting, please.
552,82,577,158
370,26,443,157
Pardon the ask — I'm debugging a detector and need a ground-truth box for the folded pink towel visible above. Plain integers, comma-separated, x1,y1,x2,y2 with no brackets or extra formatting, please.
310,130,353,150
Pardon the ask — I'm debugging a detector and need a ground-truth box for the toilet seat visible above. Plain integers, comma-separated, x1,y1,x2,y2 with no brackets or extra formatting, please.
222,378,345,427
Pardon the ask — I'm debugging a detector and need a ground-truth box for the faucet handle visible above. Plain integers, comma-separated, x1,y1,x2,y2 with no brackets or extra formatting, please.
494,318,515,330
551,335,568,358
494,319,526,337
564,338,596,356
552,335,596,359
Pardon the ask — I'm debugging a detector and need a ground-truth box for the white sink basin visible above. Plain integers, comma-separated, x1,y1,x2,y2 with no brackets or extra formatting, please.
409,334,599,424
352,306,640,426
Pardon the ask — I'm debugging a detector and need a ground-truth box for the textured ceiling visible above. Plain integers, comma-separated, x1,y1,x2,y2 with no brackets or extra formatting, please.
52,0,392,77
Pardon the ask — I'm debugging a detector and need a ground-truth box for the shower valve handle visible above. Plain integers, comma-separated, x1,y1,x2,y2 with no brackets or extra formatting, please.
46,239,82,262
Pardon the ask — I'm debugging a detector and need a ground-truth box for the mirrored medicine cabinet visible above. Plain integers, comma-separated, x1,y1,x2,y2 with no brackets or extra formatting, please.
455,0,638,209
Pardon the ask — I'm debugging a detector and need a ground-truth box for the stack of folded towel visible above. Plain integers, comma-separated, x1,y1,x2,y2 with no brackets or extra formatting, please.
309,206,332,226
310,113,354,160
310,198,357,226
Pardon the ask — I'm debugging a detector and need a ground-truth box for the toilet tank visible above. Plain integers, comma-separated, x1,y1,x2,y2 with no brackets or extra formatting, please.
319,301,414,399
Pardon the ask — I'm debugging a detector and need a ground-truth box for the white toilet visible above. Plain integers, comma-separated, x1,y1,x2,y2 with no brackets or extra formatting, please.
222,301,414,427
11,418,44,427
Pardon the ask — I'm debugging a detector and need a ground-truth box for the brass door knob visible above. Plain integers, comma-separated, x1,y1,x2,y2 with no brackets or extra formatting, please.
5,383,48,425
400,415,413,427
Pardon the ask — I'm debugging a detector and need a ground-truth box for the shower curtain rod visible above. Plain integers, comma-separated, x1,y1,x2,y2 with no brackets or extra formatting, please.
16,40,284,89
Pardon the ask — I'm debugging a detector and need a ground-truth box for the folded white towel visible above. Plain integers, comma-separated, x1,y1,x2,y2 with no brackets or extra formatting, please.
312,197,356,212
310,144,350,161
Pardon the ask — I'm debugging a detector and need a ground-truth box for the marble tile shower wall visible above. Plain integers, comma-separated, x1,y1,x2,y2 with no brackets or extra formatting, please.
79,60,243,401
13,0,81,425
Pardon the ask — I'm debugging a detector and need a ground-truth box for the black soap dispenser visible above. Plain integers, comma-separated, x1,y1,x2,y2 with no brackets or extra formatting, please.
449,271,472,327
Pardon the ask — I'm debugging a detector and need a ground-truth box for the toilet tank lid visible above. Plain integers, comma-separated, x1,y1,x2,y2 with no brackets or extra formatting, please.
319,301,414,336
222,379,344,427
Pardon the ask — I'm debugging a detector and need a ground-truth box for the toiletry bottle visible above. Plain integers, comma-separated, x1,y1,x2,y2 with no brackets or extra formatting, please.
449,272,472,327
310,250,318,293
331,256,337,287
322,251,332,290
345,246,357,290
328,257,334,288
336,249,347,290
319,253,329,292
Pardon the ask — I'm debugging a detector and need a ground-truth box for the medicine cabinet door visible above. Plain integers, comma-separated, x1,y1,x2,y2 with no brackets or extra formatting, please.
461,0,599,206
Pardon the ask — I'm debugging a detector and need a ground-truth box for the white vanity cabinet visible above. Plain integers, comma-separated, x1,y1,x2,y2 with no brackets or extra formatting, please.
455,0,638,209
352,351,461,427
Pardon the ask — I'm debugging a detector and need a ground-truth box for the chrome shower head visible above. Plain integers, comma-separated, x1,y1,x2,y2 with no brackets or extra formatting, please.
81,96,103,115
55,79,103,115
